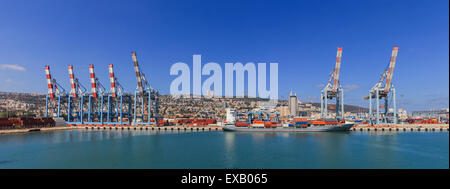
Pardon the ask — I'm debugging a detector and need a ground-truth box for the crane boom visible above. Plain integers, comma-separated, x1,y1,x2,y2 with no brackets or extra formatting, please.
89,65,98,98
45,66,55,98
132,52,144,94
332,47,343,92
68,65,86,98
88,64,106,97
108,64,117,98
384,46,398,93
68,65,78,98
363,46,399,100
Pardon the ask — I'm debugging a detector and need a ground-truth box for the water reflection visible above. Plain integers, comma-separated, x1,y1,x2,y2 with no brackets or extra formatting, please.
0,130,447,169
0,129,204,145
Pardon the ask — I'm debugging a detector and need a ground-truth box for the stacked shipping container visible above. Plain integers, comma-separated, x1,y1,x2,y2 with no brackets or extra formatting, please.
0,117,56,130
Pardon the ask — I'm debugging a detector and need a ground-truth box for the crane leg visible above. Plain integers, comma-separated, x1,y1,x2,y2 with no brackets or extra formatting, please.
393,88,397,124
376,89,379,125
320,92,324,118
369,91,372,124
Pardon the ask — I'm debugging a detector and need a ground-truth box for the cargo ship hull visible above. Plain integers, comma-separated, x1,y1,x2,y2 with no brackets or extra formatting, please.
222,123,354,132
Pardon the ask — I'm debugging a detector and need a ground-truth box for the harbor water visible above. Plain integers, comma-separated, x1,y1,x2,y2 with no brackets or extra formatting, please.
0,129,448,169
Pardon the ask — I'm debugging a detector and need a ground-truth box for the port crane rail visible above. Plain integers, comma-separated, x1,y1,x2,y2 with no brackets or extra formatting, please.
364,46,399,125
131,52,159,125
320,47,344,120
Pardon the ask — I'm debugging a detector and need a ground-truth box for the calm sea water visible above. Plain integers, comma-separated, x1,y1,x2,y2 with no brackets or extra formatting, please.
0,130,448,169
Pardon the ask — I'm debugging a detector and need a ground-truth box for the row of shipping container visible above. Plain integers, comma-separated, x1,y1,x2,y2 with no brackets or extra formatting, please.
158,118,217,126
0,117,55,130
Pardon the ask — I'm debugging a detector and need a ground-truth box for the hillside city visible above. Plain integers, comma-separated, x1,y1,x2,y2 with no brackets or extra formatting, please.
0,91,409,120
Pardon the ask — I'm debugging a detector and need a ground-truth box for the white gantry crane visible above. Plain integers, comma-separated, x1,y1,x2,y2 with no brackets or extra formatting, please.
87,64,107,124
364,46,399,125
131,52,159,125
44,65,67,117
67,65,87,124
106,64,132,125
321,47,344,120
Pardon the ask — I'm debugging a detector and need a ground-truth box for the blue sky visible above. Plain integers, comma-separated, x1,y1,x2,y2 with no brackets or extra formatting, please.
0,0,448,111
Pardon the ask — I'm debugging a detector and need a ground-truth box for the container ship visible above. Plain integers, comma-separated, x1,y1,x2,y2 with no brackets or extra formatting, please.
223,122,354,132
222,108,354,132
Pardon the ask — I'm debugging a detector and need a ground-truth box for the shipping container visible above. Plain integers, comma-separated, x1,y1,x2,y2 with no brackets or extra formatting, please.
312,121,326,125
293,118,307,122
235,122,249,127
251,124,265,128
253,120,265,124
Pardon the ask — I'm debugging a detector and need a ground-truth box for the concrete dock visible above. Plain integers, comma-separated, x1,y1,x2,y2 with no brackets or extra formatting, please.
62,124,450,132
79,125,223,131
2,124,448,134
351,124,449,132
0,126,74,134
